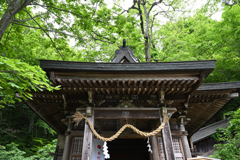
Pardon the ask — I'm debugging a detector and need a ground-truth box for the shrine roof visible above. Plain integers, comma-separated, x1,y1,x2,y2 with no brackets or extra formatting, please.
198,81,240,91
40,60,215,77
186,82,240,136
191,119,229,143
23,59,239,135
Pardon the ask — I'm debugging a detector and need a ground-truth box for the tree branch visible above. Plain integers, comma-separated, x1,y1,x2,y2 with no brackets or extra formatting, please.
162,2,182,12
5,0,10,5
148,0,163,14
222,0,238,7
31,2,83,18
157,4,174,21
151,10,167,28
0,128,21,139
23,9,64,61
4,23,13,56
13,12,49,22
11,22,78,37
91,2,99,19
151,57,168,62
90,34,114,44
91,31,111,41
137,0,144,35
34,4,84,42
120,0,138,14
31,2,105,22
14,0,32,15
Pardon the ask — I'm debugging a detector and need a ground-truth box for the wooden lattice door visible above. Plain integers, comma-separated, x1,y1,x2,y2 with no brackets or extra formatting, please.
70,137,83,160
157,137,166,160
157,137,185,160
172,137,185,160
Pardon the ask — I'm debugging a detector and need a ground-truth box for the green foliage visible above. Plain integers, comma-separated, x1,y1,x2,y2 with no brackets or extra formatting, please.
0,143,28,160
0,102,57,157
35,119,56,136
0,56,60,108
31,139,57,160
210,108,240,160
158,4,240,82
0,139,57,160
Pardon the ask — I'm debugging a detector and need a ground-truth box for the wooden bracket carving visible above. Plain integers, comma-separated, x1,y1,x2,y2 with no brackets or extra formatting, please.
190,71,206,94
162,107,168,117
178,115,191,125
62,94,67,115
184,95,191,108
88,91,93,104
86,107,92,117
159,90,165,103
162,107,177,118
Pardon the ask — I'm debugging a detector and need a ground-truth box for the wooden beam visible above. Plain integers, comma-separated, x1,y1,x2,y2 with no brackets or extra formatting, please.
179,116,192,159
151,136,160,160
97,131,146,139
95,110,159,119
62,118,72,160
94,107,176,111
160,109,176,160
81,110,94,160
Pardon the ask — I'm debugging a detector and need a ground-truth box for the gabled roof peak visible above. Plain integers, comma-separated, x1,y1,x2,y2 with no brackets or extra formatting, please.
111,39,139,63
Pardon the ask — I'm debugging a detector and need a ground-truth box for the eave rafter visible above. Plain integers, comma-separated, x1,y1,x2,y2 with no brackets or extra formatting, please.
52,77,199,96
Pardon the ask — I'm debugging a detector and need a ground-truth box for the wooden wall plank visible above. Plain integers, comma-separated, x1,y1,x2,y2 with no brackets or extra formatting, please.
95,110,159,119
81,111,94,160
160,111,176,160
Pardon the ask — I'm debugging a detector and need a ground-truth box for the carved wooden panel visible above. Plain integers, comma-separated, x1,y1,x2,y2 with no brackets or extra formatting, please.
172,137,184,160
157,137,185,160
70,137,83,160
157,137,165,160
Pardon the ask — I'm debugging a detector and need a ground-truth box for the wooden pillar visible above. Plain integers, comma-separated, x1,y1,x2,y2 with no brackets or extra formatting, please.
81,107,94,160
62,118,72,160
160,108,176,160
179,116,192,159
149,152,153,160
150,136,160,160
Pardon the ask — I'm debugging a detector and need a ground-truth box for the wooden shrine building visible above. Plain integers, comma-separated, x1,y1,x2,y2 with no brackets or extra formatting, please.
26,41,240,160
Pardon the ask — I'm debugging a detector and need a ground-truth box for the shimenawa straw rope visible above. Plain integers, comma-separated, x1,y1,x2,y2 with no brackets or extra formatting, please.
73,111,170,142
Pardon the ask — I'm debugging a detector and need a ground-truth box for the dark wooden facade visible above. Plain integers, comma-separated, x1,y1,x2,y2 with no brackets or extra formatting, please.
26,44,240,160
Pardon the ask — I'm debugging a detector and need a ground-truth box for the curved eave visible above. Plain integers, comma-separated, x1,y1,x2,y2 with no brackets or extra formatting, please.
40,60,215,77
187,82,240,136
26,99,66,134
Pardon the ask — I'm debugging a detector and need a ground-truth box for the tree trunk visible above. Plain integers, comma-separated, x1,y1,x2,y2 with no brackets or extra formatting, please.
145,37,151,62
28,113,35,133
0,0,30,41
143,3,151,62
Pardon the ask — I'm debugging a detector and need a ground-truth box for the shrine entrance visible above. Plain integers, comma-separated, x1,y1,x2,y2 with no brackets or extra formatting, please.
108,139,150,160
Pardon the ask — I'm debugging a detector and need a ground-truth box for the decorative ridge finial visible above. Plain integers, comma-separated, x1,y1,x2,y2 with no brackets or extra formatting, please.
111,38,139,63
123,39,126,47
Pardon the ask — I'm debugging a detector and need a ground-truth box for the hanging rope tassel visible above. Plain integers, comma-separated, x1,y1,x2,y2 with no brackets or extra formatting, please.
103,141,110,159
73,111,170,142
147,137,153,154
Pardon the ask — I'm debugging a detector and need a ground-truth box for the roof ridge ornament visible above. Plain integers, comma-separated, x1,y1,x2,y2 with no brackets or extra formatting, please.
111,39,139,63
123,39,126,47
